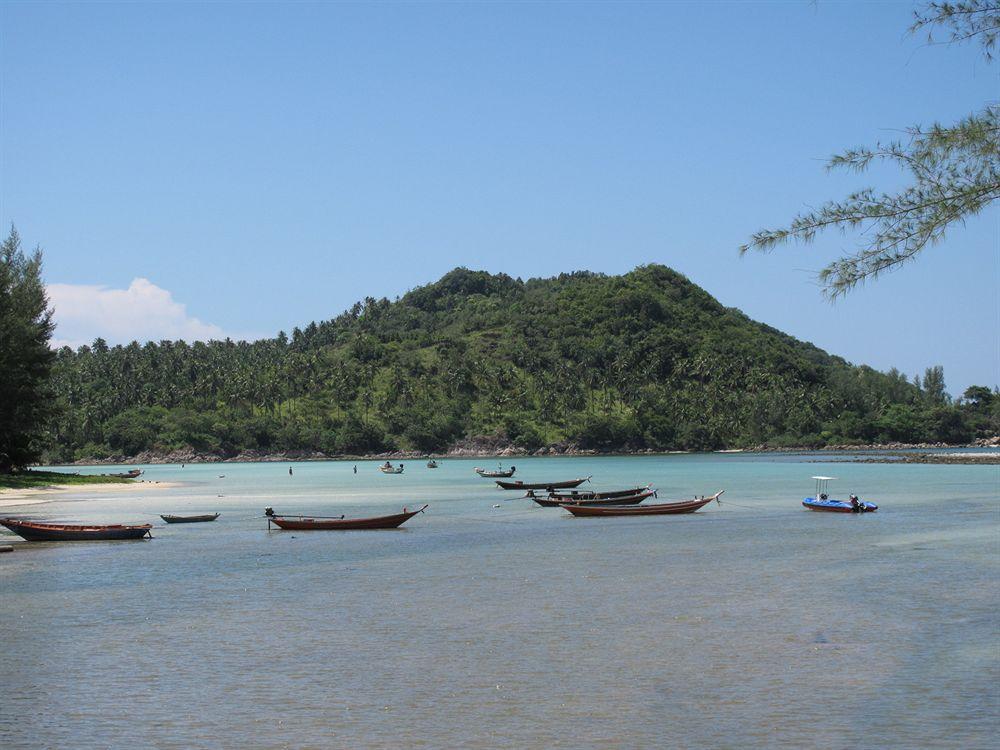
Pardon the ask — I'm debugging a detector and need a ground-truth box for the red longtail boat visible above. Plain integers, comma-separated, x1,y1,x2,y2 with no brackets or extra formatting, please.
0,518,153,541
561,491,724,517
265,505,428,530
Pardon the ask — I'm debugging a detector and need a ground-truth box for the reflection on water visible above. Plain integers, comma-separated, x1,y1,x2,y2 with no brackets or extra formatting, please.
1,455,997,748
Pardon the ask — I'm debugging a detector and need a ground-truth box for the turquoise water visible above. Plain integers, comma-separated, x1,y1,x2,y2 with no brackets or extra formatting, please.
2,454,997,748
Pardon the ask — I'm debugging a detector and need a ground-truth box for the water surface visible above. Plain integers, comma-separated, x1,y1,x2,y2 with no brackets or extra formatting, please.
2,455,997,748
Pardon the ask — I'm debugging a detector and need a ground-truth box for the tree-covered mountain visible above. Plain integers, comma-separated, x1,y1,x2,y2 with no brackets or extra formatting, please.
46,265,997,461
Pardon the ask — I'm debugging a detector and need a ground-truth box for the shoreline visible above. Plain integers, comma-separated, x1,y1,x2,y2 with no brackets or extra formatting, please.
0,481,181,509
44,442,1000,468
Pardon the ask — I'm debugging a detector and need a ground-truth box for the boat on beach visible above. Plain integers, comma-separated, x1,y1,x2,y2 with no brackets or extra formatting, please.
160,513,220,524
108,468,143,479
264,505,428,530
561,491,724,517
0,518,153,541
496,476,591,490
532,490,655,507
802,476,877,513
475,465,515,478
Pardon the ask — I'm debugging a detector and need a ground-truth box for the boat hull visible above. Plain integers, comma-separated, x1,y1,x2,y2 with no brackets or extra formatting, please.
269,505,428,530
802,498,878,513
0,519,152,541
546,486,651,502
160,513,220,523
476,468,515,478
533,491,654,508
561,491,723,517
496,477,590,490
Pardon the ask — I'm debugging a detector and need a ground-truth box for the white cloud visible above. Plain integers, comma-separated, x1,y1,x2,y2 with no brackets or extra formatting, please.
47,277,227,349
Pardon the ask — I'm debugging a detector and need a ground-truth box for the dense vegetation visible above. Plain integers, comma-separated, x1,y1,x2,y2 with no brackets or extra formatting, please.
0,227,56,471
42,265,998,461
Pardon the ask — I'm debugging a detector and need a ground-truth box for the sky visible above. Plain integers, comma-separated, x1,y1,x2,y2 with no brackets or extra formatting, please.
1,1,997,395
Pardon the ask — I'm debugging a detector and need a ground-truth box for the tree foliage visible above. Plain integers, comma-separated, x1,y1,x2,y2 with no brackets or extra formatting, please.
742,2,1000,297
43,266,995,460
0,227,57,471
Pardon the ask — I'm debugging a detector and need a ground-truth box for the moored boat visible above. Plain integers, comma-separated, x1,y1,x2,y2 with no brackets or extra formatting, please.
542,485,652,501
561,491,724,517
475,465,515,478
496,476,591,490
264,505,428,530
108,468,143,479
160,513,221,523
532,490,654,508
802,476,877,513
0,518,153,541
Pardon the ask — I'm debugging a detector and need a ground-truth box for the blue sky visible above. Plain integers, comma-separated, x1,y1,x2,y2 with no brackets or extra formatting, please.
1,1,996,395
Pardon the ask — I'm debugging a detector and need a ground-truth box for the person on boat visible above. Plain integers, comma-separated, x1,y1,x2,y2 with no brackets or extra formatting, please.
850,494,862,512
820,492,828,500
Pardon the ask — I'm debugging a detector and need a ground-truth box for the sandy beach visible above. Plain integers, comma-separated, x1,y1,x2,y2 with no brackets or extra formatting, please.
0,481,180,509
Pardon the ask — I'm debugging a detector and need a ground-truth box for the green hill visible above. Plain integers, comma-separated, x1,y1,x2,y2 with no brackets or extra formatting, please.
46,265,990,460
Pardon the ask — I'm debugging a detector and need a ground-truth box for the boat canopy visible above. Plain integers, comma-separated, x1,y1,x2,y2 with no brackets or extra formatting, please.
811,476,836,481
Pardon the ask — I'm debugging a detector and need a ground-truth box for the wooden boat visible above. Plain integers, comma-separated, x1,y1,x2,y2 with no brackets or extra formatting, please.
561,491,724,517
108,468,143,479
0,518,152,541
265,505,428,530
426,459,438,469
475,465,515,478
496,476,591,490
802,476,877,513
532,490,654,508
542,485,652,501
160,513,220,524
379,463,404,474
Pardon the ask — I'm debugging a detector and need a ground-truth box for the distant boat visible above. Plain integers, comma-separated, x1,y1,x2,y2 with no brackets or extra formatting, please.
803,476,877,513
561,491,724,517
108,469,143,479
264,505,428,530
541,485,652,502
475,465,515,478
532,490,655,507
0,518,152,541
426,459,439,468
160,513,220,524
379,462,404,474
496,477,590,490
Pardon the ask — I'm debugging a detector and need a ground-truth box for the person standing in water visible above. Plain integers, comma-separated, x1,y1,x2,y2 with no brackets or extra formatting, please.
289,466,293,476
353,465,357,474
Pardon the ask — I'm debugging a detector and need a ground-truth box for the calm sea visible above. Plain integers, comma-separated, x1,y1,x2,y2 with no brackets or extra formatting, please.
2,454,997,749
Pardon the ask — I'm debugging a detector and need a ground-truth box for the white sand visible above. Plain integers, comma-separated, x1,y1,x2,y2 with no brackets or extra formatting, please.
0,481,180,509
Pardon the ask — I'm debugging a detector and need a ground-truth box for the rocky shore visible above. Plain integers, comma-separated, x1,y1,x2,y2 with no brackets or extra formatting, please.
57,435,1000,466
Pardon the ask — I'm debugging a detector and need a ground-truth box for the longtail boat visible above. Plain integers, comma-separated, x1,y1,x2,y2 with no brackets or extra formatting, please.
108,468,143,479
0,518,153,541
561,491,724,517
265,505,428,530
802,476,877,513
160,513,220,524
475,465,515,478
541,485,652,501
532,490,654,508
496,476,591,491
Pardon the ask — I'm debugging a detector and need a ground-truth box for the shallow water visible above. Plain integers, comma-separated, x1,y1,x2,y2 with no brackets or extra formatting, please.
2,454,997,748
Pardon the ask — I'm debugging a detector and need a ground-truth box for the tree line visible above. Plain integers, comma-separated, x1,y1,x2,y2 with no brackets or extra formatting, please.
24,263,998,464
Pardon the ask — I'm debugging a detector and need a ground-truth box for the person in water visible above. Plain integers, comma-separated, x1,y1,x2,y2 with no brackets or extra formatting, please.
289,466,293,476
353,465,357,474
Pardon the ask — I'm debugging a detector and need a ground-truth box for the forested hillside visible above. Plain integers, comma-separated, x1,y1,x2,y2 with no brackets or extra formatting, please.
46,265,997,461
